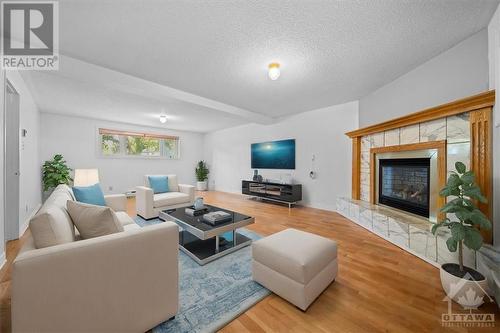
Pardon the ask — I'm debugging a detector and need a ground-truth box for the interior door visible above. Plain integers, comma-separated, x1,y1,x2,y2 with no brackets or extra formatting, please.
5,81,20,241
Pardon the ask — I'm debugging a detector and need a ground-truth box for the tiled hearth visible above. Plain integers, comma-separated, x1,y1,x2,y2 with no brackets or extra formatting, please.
336,197,476,268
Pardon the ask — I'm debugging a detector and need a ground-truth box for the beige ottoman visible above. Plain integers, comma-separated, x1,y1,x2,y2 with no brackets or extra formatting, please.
252,228,338,310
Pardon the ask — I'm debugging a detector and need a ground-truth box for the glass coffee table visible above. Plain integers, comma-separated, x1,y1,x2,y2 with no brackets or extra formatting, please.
158,204,255,265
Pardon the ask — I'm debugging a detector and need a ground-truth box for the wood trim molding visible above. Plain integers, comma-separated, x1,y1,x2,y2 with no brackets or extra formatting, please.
470,108,493,244
351,137,361,200
346,90,495,138
99,128,179,140
369,141,447,221
351,138,361,200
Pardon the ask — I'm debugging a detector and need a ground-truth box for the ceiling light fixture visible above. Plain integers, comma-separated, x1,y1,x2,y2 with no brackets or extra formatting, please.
159,114,167,123
268,63,280,80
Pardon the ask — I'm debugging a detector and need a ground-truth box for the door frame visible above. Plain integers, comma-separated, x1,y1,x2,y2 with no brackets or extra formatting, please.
4,79,20,241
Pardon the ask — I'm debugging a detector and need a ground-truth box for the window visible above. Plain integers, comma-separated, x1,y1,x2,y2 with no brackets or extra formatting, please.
99,128,180,159
101,134,120,155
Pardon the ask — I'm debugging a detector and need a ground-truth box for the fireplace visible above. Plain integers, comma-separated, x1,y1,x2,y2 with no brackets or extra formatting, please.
378,158,431,218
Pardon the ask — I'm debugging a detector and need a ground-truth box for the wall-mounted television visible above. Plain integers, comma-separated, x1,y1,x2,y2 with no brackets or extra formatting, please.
251,139,295,169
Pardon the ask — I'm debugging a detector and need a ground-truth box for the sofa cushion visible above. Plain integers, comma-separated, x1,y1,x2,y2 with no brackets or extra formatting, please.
123,223,141,232
148,175,169,194
54,184,76,200
144,175,179,192
115,211,135,226
47,191,74,210
29,206,76,249
72,183,106,206
252,228,337,284
67,201,123,239
153,192,190,208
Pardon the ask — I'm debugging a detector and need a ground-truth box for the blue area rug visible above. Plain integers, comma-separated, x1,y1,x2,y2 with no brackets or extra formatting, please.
135,216,270,333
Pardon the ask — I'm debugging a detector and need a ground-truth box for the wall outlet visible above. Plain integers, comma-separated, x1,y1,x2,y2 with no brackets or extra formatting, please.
108,186,113,191
25,204,29,212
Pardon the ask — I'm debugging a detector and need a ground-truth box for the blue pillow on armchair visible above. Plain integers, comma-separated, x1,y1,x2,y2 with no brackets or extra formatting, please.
72,183,106,206
148,176,169,194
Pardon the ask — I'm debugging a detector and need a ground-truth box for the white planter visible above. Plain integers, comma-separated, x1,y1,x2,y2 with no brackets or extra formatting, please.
440,263,488,307
196,181,208,191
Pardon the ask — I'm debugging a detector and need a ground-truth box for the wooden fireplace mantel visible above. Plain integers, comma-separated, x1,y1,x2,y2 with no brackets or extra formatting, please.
346,90,495,243
346,90,495,138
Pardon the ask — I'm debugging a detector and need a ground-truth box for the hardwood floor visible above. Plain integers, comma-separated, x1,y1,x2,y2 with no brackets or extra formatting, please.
1,191,498,332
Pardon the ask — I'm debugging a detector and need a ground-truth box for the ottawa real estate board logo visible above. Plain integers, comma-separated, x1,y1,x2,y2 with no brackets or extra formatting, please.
1,1,59,70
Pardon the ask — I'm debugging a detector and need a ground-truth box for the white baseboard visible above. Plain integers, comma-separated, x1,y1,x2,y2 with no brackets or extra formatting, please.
19,203,41,237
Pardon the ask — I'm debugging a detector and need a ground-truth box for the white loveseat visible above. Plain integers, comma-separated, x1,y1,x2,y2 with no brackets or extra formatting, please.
136,174,195,219
12,184,179,333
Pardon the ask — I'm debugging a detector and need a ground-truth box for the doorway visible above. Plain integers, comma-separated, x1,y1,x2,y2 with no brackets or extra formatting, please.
4,80,20,241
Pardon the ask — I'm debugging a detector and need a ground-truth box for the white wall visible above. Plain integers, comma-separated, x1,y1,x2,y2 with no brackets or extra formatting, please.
40,113,204,195
488,4,500,249
6,71,42,235
203,101,358,211
359,29,489,127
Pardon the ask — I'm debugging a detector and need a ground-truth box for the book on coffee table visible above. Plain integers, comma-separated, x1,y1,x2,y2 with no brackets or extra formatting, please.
203,211,232,225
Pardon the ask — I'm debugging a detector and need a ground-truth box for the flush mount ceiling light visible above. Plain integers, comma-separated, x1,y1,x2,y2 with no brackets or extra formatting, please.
268,63,280,80
159,114,167,123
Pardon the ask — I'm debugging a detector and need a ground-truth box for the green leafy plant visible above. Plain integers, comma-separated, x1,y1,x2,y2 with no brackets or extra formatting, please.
195,160,209,182
431,161,491,272
42,154,73,191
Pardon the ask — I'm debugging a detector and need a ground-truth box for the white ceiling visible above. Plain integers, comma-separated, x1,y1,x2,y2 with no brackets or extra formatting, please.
22,70,247,133
24,0,499,132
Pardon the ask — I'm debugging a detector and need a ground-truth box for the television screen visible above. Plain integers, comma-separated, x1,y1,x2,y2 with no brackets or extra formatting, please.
251,139,295,169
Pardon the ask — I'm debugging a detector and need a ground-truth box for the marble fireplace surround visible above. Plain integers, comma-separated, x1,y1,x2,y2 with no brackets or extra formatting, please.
344,90,494,255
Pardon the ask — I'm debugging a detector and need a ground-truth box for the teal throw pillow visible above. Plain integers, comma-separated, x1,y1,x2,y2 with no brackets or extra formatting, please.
148,176,169,194
72,183,106,206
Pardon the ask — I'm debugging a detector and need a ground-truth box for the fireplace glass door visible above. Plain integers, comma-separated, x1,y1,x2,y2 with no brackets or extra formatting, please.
378,158,431,218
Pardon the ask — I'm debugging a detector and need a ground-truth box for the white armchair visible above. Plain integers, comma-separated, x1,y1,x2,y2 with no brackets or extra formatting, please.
136,175,195,219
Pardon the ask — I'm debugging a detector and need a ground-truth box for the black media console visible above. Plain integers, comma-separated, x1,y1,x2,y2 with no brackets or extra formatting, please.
241,180,302,208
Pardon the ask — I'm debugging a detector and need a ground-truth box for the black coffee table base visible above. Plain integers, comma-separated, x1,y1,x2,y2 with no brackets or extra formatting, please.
179,230,252,265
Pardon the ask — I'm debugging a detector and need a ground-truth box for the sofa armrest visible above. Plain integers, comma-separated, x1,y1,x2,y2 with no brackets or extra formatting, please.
179,184,195,202
104,193,127,212
12,222,179,333
136,186,155,219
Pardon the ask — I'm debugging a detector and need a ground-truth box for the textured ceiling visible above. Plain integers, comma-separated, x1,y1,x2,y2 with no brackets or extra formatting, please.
54,0,498,119
22,70,247,133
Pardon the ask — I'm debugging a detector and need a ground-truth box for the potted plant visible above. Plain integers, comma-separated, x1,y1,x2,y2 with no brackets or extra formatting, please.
431,161,491,306
195,160,209,191
42,154,73,201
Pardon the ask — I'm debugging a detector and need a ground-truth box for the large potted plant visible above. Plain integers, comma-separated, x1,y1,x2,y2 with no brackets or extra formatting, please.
431,162,491,306
42,154,73,200
195,160,209,191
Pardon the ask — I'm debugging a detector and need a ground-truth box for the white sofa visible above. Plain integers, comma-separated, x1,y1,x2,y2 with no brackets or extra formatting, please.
136,174,195,219
12,184,179,333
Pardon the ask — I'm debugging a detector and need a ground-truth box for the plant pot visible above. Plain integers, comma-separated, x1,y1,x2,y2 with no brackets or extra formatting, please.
196,181,208,191
440,263,488,307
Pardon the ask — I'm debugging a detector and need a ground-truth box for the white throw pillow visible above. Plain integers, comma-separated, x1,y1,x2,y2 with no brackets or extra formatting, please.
67,200,124,239
29,206,76,249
